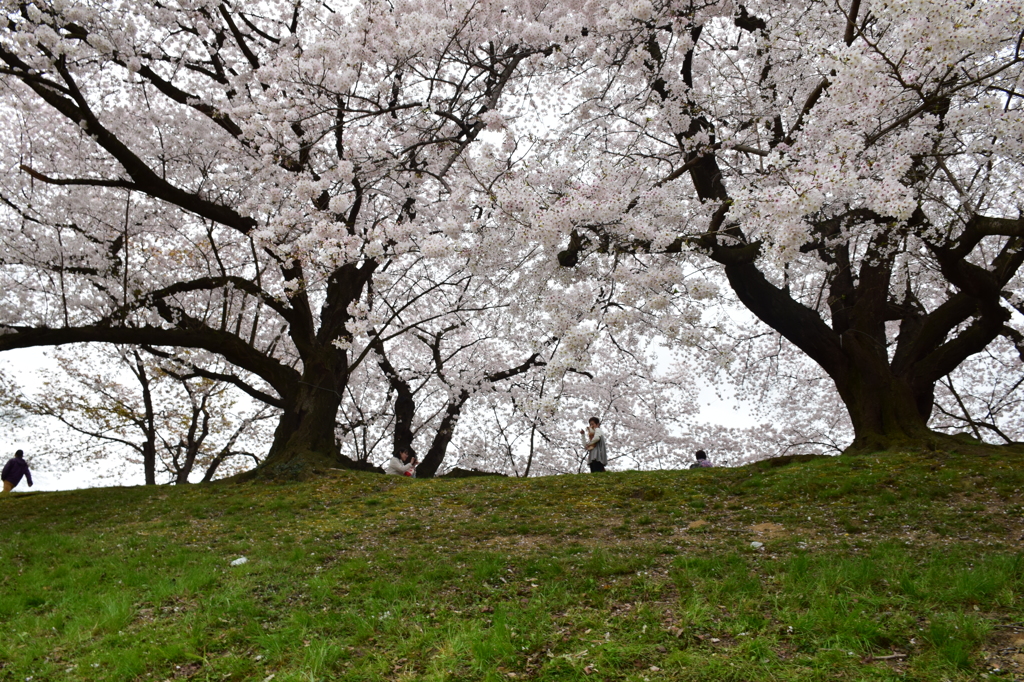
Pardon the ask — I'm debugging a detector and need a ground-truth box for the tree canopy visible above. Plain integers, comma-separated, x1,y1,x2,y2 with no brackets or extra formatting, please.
1,0,1021,480
503,0,1024,450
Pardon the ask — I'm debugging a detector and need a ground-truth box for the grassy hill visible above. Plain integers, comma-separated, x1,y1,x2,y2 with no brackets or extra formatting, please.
3,447,1024,681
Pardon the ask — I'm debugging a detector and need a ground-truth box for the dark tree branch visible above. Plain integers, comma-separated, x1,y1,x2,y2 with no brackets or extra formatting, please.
0,324,299,400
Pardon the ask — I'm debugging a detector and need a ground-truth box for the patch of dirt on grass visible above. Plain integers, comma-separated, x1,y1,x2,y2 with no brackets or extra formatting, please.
133,606,157,623
480,534,550,551
749,522,786,538
981,624,1024,676
166,661,203,679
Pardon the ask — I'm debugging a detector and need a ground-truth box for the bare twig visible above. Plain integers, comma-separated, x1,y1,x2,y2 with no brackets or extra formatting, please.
864,653,908,662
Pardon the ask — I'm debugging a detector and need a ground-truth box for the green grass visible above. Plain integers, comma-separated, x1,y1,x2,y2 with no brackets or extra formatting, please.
2,445,1024,680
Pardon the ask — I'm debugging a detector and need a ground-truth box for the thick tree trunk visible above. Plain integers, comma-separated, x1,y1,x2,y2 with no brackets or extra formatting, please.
724,260,946,454
831,338,934,452
240,261,379,481
233,351,355,480
243,364,383,480
255,381,344,479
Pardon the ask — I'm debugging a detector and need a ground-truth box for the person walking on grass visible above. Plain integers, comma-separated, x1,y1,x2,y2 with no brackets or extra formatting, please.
2,449,33,493
580,417,608,473
386,447,418,477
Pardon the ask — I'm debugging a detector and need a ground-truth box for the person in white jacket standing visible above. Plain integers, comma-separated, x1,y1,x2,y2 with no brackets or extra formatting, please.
386,448,418,476
579,418,607,473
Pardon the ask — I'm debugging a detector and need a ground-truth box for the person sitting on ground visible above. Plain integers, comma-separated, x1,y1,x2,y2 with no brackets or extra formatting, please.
689,450,712,469
580,417,608,473
2,449,33,493
386,448,418,477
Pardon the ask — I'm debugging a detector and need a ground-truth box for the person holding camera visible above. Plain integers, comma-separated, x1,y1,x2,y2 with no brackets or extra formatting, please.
580,417,607,473
386,447,418,477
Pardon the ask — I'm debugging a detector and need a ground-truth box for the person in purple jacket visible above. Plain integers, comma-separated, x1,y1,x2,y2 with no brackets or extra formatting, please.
689,450,713,469
2,449,33,493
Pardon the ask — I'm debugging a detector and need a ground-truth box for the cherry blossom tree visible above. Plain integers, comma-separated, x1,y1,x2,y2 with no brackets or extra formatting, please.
499,0,1024,452
4,0,1021,478
362,249,551,478
332,242,706,476
0,0,589,477
332,242,572,477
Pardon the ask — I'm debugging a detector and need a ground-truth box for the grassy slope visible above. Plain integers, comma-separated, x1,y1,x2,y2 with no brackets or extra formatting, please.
2,447,1024,682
